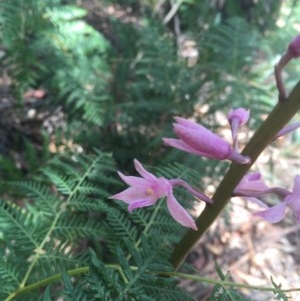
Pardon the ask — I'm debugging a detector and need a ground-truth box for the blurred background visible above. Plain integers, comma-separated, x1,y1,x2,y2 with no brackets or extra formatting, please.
0,0,300,300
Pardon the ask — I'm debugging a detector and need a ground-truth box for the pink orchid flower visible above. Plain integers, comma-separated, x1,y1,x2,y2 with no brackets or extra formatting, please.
234,173,300,223
234,172,270,198
255,175,300,223
275,34,300,100
163,117,250,164
110,159,212,230
227,108,250,150
234,172,289,198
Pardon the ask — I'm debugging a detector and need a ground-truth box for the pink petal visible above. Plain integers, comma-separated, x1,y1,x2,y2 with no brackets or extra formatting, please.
228,151,251,165
254,201,287,223
173,123,231,160
117,172,151,188
128,197,157,212
110,187,149,203
242,197,270,209
227,108,250,126
286,175,300,213
288,34,300,58
275,121,300,140
292,175,300,195
133,159,157,181
163,138,219,158
234,176,270,197
174,117,203,131
235,172,268,193
246,172,262,181
166,190,197,230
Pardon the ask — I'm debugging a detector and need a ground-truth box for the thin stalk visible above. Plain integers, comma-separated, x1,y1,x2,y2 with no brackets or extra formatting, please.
8,264,300,298
171,81,300,269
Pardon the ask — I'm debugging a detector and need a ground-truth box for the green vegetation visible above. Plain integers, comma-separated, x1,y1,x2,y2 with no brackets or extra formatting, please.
0,0,299,300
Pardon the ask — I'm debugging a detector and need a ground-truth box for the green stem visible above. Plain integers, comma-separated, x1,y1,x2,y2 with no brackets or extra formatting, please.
171,81,300,270
8,264,300,299
161,271,300,294
4,267,89,300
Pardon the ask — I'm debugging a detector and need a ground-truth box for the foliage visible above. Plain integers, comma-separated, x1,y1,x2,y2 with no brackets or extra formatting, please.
0,0,111,125
0,151,201,300
207,265,253,301
0,0,299,300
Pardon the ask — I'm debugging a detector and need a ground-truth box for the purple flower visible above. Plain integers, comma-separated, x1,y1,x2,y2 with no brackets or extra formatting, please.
228,108,250,128
255,175,300,223
234,172,271,198
227,108,250,150
110,159,212,230
274,121,300,140
234,173,300,223
288,35,300,58
163,117,250,164
275,34,300,100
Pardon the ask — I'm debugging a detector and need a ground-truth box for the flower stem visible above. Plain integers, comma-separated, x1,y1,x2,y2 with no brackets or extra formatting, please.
171,81,300,270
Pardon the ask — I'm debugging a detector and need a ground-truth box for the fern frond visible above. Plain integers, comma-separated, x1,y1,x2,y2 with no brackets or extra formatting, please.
35,246,88,280
0,261,20,295
0,200,47,254
43,170,75,196
54,211,107,240
62,270,89,301
11,181,59,215
203,17,259,74
106,208,138,243
68,197,111,212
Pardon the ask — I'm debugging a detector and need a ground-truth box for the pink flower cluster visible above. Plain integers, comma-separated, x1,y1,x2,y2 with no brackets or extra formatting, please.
111,108,251,230
110,34,300,229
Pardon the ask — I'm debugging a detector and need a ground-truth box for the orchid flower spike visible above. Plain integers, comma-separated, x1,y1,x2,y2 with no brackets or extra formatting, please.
275,34,300,101
227,108,250,150
163,117,250,164
254,175,300,223
110,159,212,230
